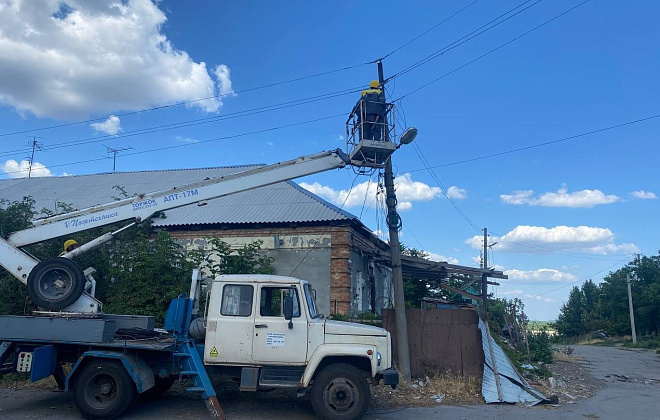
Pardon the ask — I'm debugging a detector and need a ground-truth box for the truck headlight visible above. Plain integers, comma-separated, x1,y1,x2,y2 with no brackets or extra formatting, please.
377,351,382,366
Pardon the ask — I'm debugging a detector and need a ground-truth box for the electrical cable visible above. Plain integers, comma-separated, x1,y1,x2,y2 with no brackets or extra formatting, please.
0,63,371,138
288,170,362,277
411,136,482,232
393,0,591,102
0,113,347,176
388,0,541,81
406,112,660,173
359,174,375,219
0,87,362,158
379,0,481,61
526,256,632,298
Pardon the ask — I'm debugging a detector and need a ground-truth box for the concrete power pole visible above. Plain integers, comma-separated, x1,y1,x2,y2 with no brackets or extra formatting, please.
626,273,637,344
377,60,411,381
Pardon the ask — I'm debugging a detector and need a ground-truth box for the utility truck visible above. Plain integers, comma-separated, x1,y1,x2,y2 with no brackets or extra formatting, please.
0,138,400,420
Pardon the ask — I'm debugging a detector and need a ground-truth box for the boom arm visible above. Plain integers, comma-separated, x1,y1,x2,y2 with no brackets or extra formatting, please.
0,150,350,286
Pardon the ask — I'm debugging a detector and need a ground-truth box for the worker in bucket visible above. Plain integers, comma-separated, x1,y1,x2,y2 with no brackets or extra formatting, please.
59,239,79,256
352,80,387,141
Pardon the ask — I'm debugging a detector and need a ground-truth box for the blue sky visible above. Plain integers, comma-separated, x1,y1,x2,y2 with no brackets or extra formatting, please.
1,0,658,321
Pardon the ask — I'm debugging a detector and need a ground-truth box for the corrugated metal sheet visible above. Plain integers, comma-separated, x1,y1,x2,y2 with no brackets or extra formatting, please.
479,318,546,405
382,308,483,378
0,167,355,226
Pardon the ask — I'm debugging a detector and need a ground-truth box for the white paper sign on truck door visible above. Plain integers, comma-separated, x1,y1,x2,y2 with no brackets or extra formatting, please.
266,332,285,347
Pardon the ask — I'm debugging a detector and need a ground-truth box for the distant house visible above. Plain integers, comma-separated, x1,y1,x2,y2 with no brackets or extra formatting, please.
0,167,394,316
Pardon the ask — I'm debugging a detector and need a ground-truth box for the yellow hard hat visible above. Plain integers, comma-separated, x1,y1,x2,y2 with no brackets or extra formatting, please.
63,239,78,252
369,80,380,88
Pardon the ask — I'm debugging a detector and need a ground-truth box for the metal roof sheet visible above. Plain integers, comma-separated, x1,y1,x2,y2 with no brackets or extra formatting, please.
0,167,356,226
479,319,546,406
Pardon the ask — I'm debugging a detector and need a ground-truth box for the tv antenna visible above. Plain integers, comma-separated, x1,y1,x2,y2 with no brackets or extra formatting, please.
104,145,133,172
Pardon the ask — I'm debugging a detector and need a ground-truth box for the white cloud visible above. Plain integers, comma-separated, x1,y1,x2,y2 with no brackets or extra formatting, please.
426,252,459,265
466,225,639,255
498,289,523,296
175,135,199,144
505,268,577,282
631,190,657,199
525,294,555,303
0,0,232,119
214,64,236,97
90,115,121,135
446,186,467,199
1,159,53,178
501,185,620,208
266,141,274,146
299,173,441,211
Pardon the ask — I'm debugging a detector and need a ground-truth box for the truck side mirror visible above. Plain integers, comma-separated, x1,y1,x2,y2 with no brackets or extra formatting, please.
283,295,294,329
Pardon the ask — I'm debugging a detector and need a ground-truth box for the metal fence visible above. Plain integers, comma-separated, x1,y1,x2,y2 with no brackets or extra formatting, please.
382,308,484,378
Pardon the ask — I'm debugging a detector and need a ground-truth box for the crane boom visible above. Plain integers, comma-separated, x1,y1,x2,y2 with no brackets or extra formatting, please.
0,145,393,313
7,150,349,247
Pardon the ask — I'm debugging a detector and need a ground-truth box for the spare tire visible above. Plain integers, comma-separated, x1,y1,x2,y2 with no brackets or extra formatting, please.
27,258,86,311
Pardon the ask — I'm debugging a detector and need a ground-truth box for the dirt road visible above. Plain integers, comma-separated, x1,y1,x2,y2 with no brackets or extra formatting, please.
1,344,658,420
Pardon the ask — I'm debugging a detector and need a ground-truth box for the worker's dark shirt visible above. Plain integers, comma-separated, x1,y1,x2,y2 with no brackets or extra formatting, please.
352,88,386,124
360,88,386,118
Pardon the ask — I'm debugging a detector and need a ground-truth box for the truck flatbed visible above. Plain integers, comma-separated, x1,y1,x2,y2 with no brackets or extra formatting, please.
0,314,175,351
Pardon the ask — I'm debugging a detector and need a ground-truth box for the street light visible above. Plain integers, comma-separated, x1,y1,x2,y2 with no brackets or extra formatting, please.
399,127,418,146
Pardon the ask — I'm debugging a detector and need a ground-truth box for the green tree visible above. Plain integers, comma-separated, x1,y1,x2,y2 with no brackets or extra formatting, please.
555,286,584,337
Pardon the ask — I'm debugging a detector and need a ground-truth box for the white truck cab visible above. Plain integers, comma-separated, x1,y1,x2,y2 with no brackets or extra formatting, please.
204,275,398,420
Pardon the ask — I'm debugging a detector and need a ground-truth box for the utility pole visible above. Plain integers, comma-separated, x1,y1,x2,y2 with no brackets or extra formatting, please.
482,228,488,318
105,146,133,172
27,137,43,178
377,60,411,382
626,273,637,344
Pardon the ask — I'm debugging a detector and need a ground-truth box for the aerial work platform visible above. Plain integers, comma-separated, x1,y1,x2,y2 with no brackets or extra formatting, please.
346,100,397,167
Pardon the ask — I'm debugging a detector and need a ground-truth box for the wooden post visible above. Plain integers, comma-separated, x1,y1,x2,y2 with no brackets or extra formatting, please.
523,311,531,363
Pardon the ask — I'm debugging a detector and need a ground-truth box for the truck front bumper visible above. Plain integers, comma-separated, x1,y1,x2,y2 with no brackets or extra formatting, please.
382,367,399,389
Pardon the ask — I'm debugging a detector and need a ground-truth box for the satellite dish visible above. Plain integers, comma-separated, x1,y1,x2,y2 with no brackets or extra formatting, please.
399,127,418,145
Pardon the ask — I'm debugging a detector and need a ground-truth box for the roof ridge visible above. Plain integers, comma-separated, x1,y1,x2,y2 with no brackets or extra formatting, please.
0,164,265,181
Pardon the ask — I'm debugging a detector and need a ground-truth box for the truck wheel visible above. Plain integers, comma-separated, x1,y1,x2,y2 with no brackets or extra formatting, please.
311,363,370,420
27,258,85,311
73,360,136,420
140,375,176,400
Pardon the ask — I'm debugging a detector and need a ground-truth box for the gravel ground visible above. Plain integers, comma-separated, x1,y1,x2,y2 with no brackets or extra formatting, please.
1,344,659,419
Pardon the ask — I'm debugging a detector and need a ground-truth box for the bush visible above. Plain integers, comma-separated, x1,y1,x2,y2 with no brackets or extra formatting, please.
528,330,553,364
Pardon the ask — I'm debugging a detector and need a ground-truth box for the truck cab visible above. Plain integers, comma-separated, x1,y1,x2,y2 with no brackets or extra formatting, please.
204,275,398,420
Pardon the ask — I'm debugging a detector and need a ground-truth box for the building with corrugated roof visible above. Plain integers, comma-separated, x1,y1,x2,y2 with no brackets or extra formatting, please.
0,167,394,316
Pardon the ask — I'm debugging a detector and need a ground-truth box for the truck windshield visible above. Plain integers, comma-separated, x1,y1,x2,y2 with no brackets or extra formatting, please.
303,283,320,319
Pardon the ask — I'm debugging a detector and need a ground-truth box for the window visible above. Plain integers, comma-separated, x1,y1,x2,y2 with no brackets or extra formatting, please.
221,284,253,317
259,286,300,318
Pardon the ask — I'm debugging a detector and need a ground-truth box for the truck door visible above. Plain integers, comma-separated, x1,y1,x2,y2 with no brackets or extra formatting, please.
205,283,255,365
252,284,308,363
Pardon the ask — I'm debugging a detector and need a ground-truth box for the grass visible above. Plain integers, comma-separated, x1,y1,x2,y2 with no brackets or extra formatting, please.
372,373,482,408
622,337,660,351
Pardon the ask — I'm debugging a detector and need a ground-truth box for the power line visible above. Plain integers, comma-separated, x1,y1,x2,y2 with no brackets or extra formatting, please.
527,256,632,298
0,64,371,139
406,112,660,173
379,0,481,61
0,87,362,158
0,113,347,177
393,0,591,102
388,0,541,81
410,139,482,232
